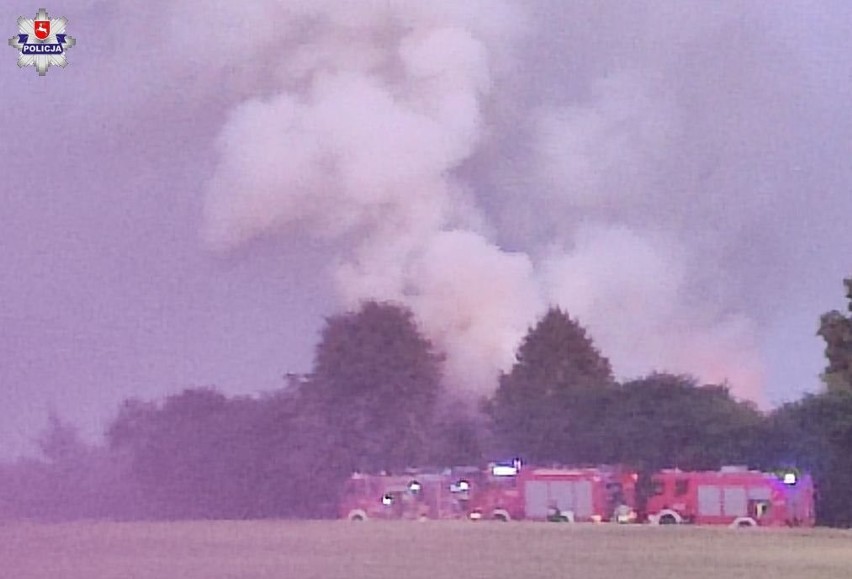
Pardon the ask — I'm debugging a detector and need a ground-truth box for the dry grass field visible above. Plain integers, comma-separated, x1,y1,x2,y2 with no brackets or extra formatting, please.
1,520,850,579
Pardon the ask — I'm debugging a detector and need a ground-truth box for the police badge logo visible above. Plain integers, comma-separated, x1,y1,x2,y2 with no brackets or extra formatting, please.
8,8,76,76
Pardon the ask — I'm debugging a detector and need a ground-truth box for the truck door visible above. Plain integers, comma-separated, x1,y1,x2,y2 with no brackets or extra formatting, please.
723,486,747,518
524,480,549,519
697,485,722,517
549,481,574,517
574,480,593,519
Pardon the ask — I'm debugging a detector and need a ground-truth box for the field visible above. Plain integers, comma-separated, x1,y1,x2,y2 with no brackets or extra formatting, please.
2,521,851,579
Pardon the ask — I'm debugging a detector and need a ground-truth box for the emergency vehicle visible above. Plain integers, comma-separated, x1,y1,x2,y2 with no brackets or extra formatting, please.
466,462,637,523
339,469,475,521
645,467,815,527
339,463,814,528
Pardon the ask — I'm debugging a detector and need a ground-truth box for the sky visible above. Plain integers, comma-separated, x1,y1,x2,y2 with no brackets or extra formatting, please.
1,1,851,458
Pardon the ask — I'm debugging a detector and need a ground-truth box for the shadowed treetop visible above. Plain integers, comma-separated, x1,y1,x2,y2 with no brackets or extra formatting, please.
307,300,444,472
508,307,614,394
487,307,615,464
818,277,852,392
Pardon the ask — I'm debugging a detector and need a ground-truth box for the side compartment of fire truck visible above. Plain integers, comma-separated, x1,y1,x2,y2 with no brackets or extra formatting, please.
645,468,815,527
517,469,621,522
459,465,635,523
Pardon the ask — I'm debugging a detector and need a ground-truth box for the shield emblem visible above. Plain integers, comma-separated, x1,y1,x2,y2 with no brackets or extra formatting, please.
34,20,50,40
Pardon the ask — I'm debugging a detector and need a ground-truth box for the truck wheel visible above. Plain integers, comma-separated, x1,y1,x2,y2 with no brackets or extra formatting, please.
730,517,757,528
492,509,511,522
655,510,683,525
348,509,368,521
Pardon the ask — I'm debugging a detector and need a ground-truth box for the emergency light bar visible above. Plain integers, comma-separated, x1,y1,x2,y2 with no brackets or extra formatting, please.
492,465,518,476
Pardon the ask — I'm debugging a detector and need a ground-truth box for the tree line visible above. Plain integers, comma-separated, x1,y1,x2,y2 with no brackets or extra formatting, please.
1,280,851,525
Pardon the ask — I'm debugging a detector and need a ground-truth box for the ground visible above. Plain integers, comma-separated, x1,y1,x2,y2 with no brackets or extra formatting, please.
2,521,851,579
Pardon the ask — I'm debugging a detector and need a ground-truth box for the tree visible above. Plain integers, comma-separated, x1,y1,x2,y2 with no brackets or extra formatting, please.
487,307,616,464
0,413,144,522
107,387,296,519
37,412,89,465
760,278,852,526
768,390,852,526
108,388,228,518
759,278,852,527
106,386,343,520
612,373,764,471
426,397,487,467
304,300,443,474
818,277,852,392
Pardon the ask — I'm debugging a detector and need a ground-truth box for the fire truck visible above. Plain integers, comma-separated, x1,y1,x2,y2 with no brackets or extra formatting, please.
339,469,476,521
466,462,637,523
339,463,814,527
645,467,815,527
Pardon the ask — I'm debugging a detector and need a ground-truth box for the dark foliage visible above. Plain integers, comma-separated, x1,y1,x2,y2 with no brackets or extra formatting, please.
611,373,764,471
303,300,444,474
818,277,852,392
487,307,616,464
90,301,450,520
765,390,852,526
4,279,852,525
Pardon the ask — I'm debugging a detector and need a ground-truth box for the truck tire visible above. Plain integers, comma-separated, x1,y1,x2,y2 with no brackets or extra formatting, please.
730,517,757,528
492,509,511,522
655,509,683,525
348,509,368,521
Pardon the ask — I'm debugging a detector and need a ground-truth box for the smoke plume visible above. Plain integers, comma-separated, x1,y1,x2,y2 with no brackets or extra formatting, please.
7,0,852,460
195,0,834,405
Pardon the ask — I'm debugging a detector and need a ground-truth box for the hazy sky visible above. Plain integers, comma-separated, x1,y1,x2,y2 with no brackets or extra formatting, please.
2,1,851,458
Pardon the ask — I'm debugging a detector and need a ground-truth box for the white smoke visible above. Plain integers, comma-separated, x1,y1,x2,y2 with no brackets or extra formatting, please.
201,0,768,403
533,71,679,210
540,225,764,402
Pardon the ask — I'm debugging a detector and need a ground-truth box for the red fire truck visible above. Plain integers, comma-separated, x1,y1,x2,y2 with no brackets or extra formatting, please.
467,463,637,523
339,470,475,521
645,467,815,527
339,464,814,527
